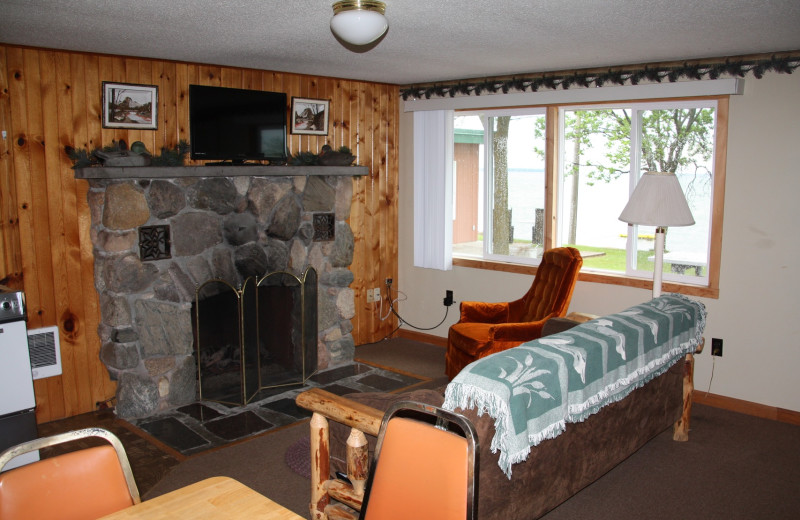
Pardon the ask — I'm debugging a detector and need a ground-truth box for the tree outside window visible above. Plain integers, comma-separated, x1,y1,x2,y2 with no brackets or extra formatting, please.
453,110,546,264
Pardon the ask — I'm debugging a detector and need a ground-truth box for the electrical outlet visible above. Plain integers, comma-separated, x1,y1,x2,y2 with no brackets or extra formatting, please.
385,278,393,287
443,289,454,307
373,287,381,302
366,288,373,303
711,338,723,357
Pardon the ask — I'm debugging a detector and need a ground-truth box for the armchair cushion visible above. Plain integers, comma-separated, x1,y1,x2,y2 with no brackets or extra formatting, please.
459,301,511,323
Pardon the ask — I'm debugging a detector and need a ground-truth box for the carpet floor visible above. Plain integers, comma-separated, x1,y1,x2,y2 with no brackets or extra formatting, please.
354,336,447,381
145,421,312,515
147,399,800,519
38,337,800,519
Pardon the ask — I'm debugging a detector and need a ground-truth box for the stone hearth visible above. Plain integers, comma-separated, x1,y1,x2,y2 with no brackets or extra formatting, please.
84,171,358,419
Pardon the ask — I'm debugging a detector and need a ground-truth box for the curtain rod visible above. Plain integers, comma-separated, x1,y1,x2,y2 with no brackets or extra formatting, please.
400,51,800,100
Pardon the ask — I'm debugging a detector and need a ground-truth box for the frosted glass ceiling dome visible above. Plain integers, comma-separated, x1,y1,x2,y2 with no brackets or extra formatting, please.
331,0,388,46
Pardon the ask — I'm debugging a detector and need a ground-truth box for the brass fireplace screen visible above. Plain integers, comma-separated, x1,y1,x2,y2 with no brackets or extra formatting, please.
194,267,318,406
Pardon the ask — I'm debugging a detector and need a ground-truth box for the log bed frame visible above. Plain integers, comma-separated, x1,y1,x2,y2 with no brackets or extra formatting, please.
295,342,702,520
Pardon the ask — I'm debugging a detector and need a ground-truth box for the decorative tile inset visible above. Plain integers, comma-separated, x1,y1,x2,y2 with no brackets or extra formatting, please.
313,213,335,241
261,397,313,420
204,411,273,441
138,416,209,452
176,403,221,423
310,363,372,385
139,225,171,261
357,373,421,392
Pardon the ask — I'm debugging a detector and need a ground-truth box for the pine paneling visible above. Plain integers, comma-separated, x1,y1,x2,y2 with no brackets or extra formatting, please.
0,45,399,423
0,46,22,285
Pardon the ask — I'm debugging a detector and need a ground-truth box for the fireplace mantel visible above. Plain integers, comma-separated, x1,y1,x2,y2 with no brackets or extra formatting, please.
74,164,368,180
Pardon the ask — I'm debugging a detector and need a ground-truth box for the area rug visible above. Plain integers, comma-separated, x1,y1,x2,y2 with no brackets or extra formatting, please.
285,435,310,479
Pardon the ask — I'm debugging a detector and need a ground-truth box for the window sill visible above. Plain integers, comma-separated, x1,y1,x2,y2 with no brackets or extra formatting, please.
452,257,719,299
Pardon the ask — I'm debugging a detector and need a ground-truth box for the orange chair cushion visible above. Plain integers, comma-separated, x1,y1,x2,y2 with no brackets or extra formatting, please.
363,417,469,520
0,445,134,520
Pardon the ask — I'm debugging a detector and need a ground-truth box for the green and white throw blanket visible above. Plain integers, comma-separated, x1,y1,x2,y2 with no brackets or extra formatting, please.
443,293,706,477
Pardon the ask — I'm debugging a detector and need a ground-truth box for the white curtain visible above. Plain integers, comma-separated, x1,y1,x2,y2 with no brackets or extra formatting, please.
413,110,454,270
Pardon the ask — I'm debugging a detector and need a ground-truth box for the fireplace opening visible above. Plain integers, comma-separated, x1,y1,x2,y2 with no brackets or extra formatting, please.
193,267,318,405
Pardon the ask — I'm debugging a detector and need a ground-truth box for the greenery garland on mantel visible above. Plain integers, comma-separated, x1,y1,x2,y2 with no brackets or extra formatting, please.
400,51,800,100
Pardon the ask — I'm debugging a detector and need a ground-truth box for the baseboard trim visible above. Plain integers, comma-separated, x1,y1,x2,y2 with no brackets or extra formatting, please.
396,328,447,347
693,392,800,426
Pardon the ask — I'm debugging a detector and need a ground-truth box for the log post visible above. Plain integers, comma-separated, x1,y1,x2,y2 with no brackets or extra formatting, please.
296,389,387,518
673,353,695,441
296,388,383,436
346,428,369,496
310,412,331,519
325,505,359,520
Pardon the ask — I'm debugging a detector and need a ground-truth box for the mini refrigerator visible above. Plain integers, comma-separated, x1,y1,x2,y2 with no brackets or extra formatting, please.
0,289,39,471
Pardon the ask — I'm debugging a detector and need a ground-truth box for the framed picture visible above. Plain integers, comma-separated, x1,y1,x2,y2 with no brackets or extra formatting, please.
291,97,329,135
102,82,158,130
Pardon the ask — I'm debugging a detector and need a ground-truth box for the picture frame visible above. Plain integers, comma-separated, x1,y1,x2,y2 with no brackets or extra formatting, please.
102,82,158,130
291,97,329,135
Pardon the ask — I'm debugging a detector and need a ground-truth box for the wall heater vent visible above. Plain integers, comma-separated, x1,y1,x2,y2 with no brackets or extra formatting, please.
27,326,62,380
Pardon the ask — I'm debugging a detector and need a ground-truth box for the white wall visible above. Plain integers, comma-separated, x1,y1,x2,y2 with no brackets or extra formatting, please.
397,71,800,412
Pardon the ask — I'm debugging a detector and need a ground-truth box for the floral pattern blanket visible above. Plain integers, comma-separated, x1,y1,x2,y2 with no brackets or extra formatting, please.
443,293,706,477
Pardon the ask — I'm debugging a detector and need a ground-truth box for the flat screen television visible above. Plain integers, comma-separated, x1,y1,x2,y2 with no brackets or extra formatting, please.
189,84,287,164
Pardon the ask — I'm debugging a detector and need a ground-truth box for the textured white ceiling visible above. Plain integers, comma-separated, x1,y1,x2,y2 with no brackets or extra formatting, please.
1,0,799,85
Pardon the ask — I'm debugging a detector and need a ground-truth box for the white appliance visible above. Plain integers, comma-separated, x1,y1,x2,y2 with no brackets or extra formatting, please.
0,289,39,471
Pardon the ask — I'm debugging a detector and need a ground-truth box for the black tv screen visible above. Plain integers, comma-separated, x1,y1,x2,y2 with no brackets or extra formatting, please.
189,85,287,163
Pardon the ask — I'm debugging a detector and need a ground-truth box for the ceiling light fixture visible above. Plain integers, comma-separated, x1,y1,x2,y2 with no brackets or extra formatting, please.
331,0,388,46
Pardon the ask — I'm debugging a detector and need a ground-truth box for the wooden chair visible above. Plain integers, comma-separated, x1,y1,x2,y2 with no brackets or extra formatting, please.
359,401,478,520
0,427,140,520
446,246,583,379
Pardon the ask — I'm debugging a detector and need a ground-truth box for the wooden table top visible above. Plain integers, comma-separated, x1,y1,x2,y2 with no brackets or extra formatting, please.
99,476,304,519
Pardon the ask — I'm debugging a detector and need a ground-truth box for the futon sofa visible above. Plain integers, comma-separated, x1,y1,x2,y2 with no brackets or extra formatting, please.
297,294,706,520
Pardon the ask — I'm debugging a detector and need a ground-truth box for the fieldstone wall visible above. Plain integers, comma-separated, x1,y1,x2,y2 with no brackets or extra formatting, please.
86,174,357,419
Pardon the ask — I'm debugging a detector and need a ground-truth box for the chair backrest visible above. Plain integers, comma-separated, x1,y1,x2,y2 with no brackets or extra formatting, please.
516,246,583,322
359,401,478,520
0,427,140,520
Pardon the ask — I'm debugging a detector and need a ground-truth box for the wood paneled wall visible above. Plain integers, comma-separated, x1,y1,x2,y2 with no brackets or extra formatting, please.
0,45,399,423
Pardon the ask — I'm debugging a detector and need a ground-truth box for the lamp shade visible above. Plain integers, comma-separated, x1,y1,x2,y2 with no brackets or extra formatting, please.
618,171,695,227
331,1,388,46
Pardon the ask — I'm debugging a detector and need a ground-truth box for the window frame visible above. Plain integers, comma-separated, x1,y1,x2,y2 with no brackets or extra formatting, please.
452,96,728,299
454,108,548,266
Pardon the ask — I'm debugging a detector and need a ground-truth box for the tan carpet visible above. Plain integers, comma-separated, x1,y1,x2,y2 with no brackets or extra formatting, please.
354,337,447,381
145,421,312,518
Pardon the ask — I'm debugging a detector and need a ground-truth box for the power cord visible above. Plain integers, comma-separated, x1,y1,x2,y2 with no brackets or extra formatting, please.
704,355,716,398
379,285,405,322
381,283,450,331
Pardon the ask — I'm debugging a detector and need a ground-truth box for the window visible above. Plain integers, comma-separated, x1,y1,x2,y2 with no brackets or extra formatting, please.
451,98,725,297
558,101,716,285
452,109,547,264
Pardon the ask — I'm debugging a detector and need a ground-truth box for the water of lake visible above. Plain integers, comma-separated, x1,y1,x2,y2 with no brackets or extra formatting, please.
506,168,712,255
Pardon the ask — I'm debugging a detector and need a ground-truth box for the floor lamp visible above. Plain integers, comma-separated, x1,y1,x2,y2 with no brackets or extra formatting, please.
619,171,695,298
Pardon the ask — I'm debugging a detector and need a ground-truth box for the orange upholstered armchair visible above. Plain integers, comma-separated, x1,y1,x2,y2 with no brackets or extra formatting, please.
446,247,583,379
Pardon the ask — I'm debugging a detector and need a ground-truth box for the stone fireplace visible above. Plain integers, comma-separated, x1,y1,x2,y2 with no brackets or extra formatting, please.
80,166,363,419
